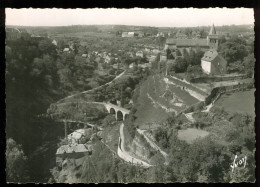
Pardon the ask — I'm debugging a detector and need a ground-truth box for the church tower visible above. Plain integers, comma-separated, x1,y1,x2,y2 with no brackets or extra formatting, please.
207,24,219,50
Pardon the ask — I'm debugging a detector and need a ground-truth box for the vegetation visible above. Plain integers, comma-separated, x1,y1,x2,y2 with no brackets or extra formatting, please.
6,24,255,183
6,138,29,182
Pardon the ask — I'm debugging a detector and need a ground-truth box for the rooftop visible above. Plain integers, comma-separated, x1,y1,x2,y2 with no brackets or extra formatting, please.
56,143,92,155
166,38,208,47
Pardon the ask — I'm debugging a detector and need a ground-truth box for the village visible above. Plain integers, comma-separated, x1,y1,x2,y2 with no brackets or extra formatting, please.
6,11,255,183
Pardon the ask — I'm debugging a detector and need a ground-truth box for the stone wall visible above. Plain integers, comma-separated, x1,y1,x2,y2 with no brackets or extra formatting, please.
190,74,248,83
180,82,253,114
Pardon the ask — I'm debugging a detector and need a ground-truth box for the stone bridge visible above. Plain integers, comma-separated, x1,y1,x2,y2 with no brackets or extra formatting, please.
103,102,130,121
56,101,130,121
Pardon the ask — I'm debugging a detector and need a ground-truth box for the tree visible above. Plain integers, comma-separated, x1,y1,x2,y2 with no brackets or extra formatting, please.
6,138,29,182
243,53,255,78
171,57,188,73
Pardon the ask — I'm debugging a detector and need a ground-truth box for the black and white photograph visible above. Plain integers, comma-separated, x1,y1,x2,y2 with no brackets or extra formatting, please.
5,8,255,183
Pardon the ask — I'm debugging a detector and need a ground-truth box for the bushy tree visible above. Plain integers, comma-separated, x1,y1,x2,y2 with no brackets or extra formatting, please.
6,138,29,182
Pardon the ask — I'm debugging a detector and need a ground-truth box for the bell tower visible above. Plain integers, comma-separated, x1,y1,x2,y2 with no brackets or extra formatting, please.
207,24,219,50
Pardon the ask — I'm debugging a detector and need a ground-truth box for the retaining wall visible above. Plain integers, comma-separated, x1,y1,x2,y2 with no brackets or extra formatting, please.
180,82,253,114
190,74,248,84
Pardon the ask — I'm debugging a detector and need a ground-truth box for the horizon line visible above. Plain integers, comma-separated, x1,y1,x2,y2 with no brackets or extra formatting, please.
5,23,254,28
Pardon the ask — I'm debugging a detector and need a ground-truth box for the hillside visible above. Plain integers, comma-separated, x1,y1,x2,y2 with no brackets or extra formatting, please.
134,74,200,129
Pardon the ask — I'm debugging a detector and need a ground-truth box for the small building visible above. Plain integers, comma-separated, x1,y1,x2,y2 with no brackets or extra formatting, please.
52,40,58,46
129,63,135,69
122,32,129,37
136,51,144,58
201,50,227,75
160,52,167,62
82,54,88,58
113,63,120,69
138,63,152,69
63,48,70,53
152,48,160,54
68,129,92,144
105,55,111,64
56,143,92,164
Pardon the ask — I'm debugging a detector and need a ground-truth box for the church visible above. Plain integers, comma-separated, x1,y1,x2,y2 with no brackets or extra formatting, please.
164,24,227,75
165,24,219,56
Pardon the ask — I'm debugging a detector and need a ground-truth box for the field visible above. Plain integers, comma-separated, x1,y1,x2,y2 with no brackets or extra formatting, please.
177,128,210,144
135,75,200,129
214,89,255,116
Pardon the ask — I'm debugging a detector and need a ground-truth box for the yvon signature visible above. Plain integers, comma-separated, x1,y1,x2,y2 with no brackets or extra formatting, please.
230,155,247,172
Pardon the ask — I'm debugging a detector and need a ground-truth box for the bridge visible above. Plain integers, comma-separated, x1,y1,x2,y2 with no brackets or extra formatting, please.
56,101,130,121
103,103,130,121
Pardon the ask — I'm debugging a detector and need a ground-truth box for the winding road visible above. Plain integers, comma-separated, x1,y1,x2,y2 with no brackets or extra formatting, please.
118,123,152,167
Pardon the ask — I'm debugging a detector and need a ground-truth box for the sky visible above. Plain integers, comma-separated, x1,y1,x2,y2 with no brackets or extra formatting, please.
5,8,254,27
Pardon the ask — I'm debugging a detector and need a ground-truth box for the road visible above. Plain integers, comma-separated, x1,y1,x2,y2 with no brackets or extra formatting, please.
118,123,152,167
56,70,126,104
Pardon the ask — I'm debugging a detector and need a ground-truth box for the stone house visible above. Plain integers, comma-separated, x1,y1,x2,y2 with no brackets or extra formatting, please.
201,50,227,75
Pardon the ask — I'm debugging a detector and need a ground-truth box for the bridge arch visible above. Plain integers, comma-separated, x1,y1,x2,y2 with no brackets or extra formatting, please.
110,108,116,114
117,110,124,121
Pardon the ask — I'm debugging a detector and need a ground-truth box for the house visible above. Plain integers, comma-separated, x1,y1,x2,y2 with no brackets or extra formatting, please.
6,28,21,40
52,40,58,46
136,51,144,58
68,129,92,144
113,63,120,69
128,32,136,37
121,32,138,37
152,48,160,54
138,63,152,69
165,24,219,58
129,63,135,69
63,48,70,53
160,52,167,62
201,50,227,75
56,143,92,164
122,32,129,37
105,55,111,63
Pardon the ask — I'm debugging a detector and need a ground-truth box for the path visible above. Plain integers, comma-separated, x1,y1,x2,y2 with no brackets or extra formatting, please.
56,70,126,104
56,119,104,131
118,123,152,167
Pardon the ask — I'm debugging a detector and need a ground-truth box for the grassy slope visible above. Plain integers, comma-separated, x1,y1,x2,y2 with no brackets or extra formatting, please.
134,75,199,129
214,89,255,116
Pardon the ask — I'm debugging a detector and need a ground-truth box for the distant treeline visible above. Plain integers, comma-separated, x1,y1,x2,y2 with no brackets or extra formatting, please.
7,24,253,37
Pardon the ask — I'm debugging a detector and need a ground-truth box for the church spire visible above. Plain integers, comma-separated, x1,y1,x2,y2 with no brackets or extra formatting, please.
209,24,217,35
